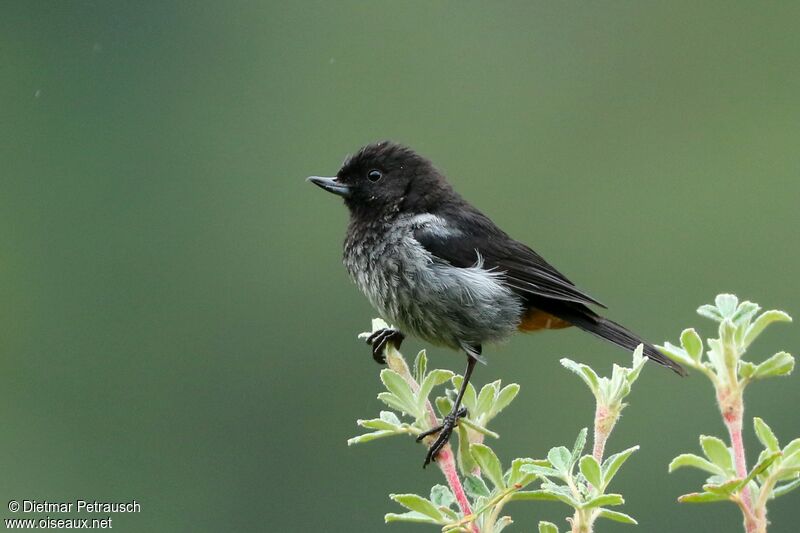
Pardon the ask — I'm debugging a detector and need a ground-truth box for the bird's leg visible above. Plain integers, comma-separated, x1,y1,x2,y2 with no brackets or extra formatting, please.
416,349,479,467
365,328,405,364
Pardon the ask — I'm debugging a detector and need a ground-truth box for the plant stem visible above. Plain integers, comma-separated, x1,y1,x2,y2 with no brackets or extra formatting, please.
718,387,761,533
386,346,478,533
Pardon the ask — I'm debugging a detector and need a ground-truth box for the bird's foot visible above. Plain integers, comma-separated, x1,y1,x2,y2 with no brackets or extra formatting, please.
365,328,405,364
416,406,468,467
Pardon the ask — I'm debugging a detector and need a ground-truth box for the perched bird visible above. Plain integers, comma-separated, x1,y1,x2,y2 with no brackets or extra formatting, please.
308,141,685,466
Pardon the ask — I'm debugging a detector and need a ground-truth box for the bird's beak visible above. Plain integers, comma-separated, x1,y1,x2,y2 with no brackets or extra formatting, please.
306,176,351,197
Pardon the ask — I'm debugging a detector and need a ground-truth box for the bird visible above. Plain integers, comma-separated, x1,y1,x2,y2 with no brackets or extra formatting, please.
307,141,685,466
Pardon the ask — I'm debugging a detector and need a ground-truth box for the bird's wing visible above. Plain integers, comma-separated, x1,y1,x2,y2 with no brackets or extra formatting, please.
413,212,606,308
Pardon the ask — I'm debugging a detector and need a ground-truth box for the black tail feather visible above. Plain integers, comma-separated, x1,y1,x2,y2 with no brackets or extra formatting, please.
530,298,686,376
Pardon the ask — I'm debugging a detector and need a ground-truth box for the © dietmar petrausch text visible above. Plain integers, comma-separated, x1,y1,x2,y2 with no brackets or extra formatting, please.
5,500,140,529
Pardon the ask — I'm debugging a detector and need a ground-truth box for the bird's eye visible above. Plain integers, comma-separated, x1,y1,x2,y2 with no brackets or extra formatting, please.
367,169,383,182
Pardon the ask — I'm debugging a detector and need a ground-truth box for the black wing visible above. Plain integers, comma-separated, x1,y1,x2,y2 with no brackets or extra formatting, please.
413,210,606,308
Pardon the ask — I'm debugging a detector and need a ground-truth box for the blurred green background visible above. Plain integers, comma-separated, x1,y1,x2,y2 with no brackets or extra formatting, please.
1,1,798,531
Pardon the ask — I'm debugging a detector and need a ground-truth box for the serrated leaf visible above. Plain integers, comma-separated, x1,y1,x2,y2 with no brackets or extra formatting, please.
492,383,520,416
538,521,559,533
463,474,491,499
697,304,724,322
754,417,780,452
669,453,724,475
579,455,603,489
677,491,729,503
715,294,739,318
597,509,638,524
560,358,600,394
700,435,733,473
380,370,418,416
680,328,704,362
744,310,792,347
430,485,455,508
752,352,795,379
602,445,639,484
347,430,399,445
571,428,588,464
389,494,444,521
385,511,441,524
773,478,800,499
548,446,573,475
732,301,761,326
470,444,505,489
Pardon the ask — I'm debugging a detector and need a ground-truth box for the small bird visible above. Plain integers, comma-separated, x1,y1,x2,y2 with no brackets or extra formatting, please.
308,141,685,466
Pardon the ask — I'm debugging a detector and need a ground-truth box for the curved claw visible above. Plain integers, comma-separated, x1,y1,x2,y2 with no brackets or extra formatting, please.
365,328,405,364
417,407,468,468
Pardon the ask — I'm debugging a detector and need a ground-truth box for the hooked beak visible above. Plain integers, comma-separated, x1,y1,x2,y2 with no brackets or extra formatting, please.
306,176,351,197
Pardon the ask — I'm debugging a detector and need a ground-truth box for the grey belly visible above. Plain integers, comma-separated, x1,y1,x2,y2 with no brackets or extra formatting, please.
355,253,524,350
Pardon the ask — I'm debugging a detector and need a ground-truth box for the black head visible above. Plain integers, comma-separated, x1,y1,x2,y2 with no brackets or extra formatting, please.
307,141,455,218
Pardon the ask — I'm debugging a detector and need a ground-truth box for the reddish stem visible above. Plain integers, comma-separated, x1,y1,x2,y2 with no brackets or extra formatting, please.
387,351,478,532
720,390,760,533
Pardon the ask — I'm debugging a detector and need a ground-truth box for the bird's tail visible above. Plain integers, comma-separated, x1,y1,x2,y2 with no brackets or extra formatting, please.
567,313,686,376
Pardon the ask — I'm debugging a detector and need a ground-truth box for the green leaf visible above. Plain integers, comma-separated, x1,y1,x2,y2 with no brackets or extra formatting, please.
597,509,638,524
697,304,723,322
510,490,561,502
744,310,792,347
377,392,410,414
521,464,562,478
739,361,757,380
508,458,538,488
389,494,444,521
773,478,800,499
470,444,505,489
459,417,499,439
417,369,455,411
601,445,639,483
732,301,761,326
533,484,581,507
571,428,588,465
455,424,478,475
494,516,513,532
700,435,733,473
751,352,795,379
358,414,400,431
430,485,455,508
413,350,427,385
657,342,696,368
463,474,491,499
582,493,624,509
680,328,704,363
347,430,399,445
384,511,441,525
380,370,418,416
435,396,453,419
715,294,739,318
475,381,497,417
579,455,603,489
703,479,742,496
669,453,723,475
677,491,729,503
492,383,520,416
451,376,478,415
754,417,780,452
548,446,573,475
538,521,560,533
742,451,782,488
560,358,600,394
